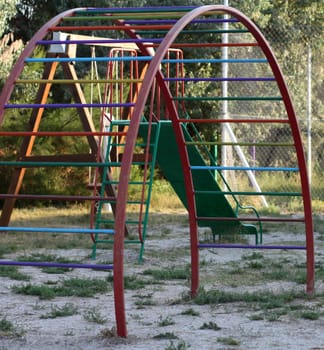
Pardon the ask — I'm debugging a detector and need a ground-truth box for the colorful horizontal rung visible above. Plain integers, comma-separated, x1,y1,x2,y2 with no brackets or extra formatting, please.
198,243,306,250
0,131,125,137
191,165,299,172
179,118,289,124
0,260,113,270
0,226,114,234
0,194,116,201
174,96,282,101
5,103,134,109
25,57,267,64
125,18,239,24
194,190,302,196
75,7,196,14
136,29,249,34
196,216,305,223
0,161,121,167
62,12,192,20
185,141,294,147
16,79,143,84
165,77,275,82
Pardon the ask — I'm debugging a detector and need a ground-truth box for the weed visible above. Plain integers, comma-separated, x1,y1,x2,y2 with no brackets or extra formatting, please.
83,307,107,324
191,287,304,309
124,275,150,289
153,332,178,339
199,321,221,331
40,303,78,318
0,317,24,337
135,298,155,308
164,340,189,350
158,315,175,327
100,326,116,339
143,266,189,280
12,277,109,299
180,308,200,316
0,266,30,281
217,337,240,346
300,310,321,320
242,252,264,260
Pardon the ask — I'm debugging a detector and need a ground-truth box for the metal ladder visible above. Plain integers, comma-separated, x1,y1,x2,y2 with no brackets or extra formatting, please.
92,119,161,262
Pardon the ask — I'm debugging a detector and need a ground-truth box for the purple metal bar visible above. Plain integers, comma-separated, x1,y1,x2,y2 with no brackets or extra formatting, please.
197,216,305,223
125,18,239,25
198,243,306,250
165,77,275,82
0,260,113,269
5,103,134,109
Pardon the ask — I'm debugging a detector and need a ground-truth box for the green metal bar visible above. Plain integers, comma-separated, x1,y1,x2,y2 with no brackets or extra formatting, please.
174,96,282,101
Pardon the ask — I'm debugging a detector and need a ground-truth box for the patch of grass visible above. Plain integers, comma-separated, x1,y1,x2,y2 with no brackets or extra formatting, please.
189,287,304,309
12,277,109,299
300,310,321,320
242,252,264,260
107,274,151,290
164,340,189,350
158,315,175,327
0,317,24,338
135,298,155,308
217,337,240,346
40,303,78,319
0,266,30,281
143,266,189,280
153,332,178,340
199,321,221,331
181,308,200,316
83,307,107,324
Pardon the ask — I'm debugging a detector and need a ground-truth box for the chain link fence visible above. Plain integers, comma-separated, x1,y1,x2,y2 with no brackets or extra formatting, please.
223,24,323,211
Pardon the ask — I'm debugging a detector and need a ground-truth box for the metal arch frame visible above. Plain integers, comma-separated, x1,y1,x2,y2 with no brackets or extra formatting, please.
0,5,314,338
114,4,314,335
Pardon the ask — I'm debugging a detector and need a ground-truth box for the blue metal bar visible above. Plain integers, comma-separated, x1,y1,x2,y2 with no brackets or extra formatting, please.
0,226,114,234
25,57,268,64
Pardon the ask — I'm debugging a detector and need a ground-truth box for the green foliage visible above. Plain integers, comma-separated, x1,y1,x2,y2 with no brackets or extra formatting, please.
40,303,78,319
12,277,109,299
83,307,107,324
0,266,30,281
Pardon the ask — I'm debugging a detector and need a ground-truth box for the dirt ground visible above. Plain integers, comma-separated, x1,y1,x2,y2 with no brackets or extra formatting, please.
0,213,324,350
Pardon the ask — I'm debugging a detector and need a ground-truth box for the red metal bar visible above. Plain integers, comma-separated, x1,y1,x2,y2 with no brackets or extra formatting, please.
178,118,289,124
49,24,174,31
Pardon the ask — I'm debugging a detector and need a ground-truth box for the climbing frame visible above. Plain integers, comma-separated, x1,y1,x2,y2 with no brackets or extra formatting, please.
0,5,314,338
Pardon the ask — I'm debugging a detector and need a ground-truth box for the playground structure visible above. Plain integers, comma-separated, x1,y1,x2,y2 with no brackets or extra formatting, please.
0,5,314,338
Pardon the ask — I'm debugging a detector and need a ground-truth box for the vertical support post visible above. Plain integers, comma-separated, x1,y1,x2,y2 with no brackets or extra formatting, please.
221,0,229,185
307,45,312,185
